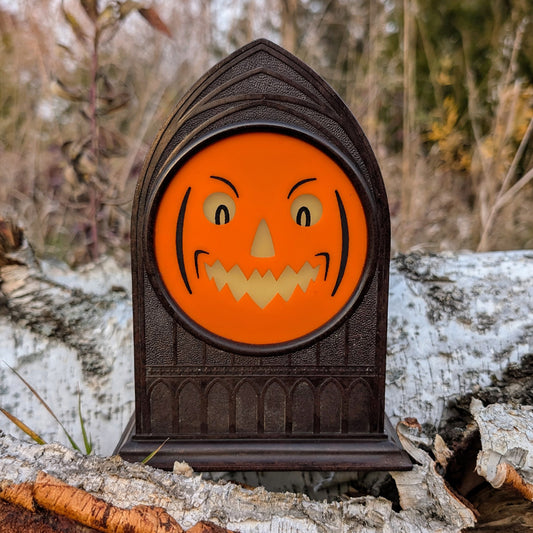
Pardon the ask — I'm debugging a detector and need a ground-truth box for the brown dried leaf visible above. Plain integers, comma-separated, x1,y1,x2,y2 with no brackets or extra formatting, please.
96,92,131,115
98,128,128,158
80,0,99,22
6,366,83,452
0,407,46,445
97,5,116,32
62,138,91,160
50,79,86,103
55,42,75,57
76,150,98,177
0,219,23,253
138,7,172,38
62,4,87,43
118,0,143,19
64,164,80,187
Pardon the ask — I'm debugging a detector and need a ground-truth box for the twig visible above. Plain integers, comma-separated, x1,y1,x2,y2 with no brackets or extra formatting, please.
482,461,533,501
88,21,100,261
477,116,533,251
474,17,529,250
400,0,417,243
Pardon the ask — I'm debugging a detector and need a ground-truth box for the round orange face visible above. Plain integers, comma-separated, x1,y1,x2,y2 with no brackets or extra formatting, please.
153,131,368,347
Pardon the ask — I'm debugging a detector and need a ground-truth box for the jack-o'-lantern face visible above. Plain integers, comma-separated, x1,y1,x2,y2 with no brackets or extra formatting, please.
153,131,368,347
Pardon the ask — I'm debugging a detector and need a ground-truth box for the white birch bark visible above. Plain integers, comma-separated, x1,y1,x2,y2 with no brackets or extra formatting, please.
0,430,475,532
386,251,533,430
0,245,531,457
0,242,134,454
473,399,533,491
1,243,533,531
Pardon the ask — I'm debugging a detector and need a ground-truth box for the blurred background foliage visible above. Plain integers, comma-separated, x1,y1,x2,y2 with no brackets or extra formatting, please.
0,0,532,264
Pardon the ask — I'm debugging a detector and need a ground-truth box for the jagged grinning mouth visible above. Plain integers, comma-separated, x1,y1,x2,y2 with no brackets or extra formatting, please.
205,260,320,309
175,187,349,298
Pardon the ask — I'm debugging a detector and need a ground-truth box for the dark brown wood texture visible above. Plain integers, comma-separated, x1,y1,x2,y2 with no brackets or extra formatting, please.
119,39,411,470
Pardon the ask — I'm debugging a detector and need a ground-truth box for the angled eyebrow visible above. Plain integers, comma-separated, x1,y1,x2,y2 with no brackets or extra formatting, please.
210,175,239,198
287,177,317,199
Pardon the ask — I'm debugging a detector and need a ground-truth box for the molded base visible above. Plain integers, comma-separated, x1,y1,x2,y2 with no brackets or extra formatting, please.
115,416,412,471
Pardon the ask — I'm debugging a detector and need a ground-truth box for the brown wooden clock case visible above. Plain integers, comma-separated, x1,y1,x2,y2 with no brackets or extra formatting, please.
117,39,412,471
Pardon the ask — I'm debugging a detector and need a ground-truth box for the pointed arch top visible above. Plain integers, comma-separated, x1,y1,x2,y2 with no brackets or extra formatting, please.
135,38,388,222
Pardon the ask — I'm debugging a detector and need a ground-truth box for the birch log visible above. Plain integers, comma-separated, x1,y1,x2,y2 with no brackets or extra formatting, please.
473,399,533,492
0,430,476,532
386,251,533,431
1,241,531,455
1,233,533,530
0,240,134,454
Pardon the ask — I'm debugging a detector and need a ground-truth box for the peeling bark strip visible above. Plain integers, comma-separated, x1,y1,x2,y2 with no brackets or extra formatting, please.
391,419,478,530
0,499,100,533
0,472,184,533
0,468,235,533
33,472,184,533
0,218,24,267
473,400,533,501
0,480,36,511
485,462,533,500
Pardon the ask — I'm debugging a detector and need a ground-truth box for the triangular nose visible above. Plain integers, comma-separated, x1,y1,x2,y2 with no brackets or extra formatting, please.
251,219,275,257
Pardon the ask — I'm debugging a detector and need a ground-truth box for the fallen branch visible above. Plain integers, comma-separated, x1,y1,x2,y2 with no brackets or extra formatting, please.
473,399,533,501
391,418,477,530
33,472,184,533
0,431,477,532
0,469,238,533
483,462,533,500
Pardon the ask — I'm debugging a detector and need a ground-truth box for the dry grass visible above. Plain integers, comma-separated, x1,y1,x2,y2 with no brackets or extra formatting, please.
0,1,532,263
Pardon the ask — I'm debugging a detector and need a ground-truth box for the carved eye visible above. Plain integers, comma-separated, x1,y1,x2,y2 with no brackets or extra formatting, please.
203,192,236,225
290,194,322,227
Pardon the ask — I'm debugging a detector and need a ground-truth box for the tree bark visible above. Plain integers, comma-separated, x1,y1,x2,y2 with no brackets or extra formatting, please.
0,239,134,454
1,230,533,530
1,399,531,532
1,239,532,455
0,429,477,532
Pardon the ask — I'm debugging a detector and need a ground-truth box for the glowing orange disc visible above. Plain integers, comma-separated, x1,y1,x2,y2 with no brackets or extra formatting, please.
153,131,368,346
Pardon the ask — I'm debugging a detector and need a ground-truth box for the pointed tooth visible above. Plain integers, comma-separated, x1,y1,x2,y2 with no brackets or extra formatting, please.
297,262,313,292
205,261,214,280
226,264,247,301
311,264,320,281
205,260,227,291
206,261,320,308
278,265,298,301
248,270,277,308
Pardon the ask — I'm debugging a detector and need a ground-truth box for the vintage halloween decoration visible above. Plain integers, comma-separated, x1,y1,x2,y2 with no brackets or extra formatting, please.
117,39,411,471
153,131,369,348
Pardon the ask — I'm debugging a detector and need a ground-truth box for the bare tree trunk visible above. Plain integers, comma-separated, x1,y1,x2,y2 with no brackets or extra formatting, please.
400,0,417,248
279,0,299,53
